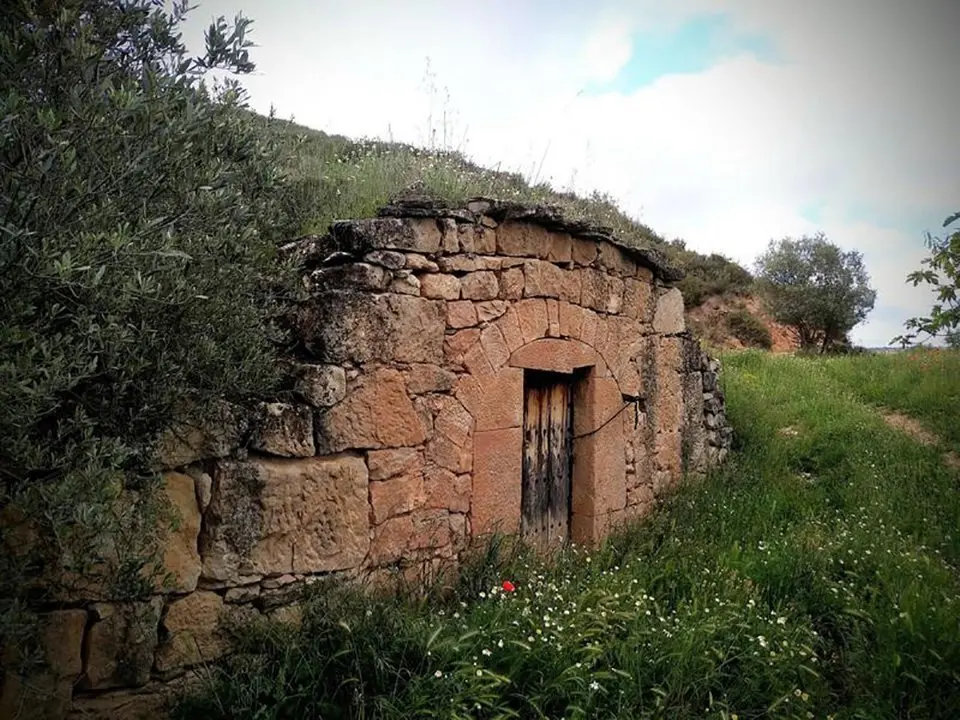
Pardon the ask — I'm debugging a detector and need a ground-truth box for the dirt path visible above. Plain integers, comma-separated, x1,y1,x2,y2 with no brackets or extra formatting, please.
880,410,960,470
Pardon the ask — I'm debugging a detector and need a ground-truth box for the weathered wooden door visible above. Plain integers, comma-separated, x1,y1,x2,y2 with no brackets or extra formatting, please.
521,371,574,546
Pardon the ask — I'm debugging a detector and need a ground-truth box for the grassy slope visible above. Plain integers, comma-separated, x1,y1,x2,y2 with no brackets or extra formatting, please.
264,118,755,309
177,350,960,720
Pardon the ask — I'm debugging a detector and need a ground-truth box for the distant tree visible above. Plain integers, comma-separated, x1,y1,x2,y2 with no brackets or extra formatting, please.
892,211,960,347
754,233,876,353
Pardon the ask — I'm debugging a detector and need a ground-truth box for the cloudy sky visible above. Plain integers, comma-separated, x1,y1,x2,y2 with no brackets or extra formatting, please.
185,0,960,347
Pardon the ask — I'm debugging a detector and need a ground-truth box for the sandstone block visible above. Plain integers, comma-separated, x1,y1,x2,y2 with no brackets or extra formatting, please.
473,366,523,431
298,292,444,365
154,591,227,672
424,467,471,513
495,306,525,352
622,278,653,321
546,233,573,263
159,472,202,593
558,270,582,304
370,472,424,524
558,302,584,339
249,402,315,458
516,298,548,344
447,300,479,329
479,324,510,370
420,273,461,300
363,250,406,270
389,271,421,296
440,218,459,253
508,338,598,374
331,217,441,254
404,253,440,272
496,221,550,257
315,368,425,452
367,449,422,483
292,363,347,408
425,434,472,474
310,263,389,292
476,300,508,323
500,267,524,300
597,242,636,276
443,328,480,366
547,299,560,337
653,287,685,333
522,260,563,298
572,237,598,265
460,271,500,300
200,455,369,581
472,427,522,534
580,269,624,314
402,364,457,395
83,598,163,690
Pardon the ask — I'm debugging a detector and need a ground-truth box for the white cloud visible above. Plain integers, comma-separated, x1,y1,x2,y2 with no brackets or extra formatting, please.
183,0,960,347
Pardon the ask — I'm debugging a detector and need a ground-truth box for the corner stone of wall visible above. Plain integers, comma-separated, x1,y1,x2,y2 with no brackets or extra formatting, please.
2,197,734,719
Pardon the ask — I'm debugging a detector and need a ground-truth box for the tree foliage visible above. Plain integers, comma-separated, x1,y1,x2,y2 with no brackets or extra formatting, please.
0,0,302,648
754,233,876,353
670,241,754,308
893,211,960,347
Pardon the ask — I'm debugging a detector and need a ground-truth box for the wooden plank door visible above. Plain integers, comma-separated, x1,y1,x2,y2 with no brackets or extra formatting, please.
521,371,573,546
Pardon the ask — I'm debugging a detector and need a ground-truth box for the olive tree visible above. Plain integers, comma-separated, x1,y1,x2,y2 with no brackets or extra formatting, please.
754,233,877,353
0,0,302,652
893,211,960,348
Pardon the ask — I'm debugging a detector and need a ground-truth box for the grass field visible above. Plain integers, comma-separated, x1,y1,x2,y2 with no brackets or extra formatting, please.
176,349,960,720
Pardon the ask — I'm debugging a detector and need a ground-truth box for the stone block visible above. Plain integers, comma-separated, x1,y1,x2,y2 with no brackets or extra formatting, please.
546,299,560,337
572,237,598,265
440,218,459,253
331,217,441,254
472,427,522,534
367,447,422,481
298,291,444,365
622,278,653,322
522,260,563,298
424,467,471,514
546,233,573,263
580,269,624,314
444,328,480,366
479,324,510,370
496,221,551,257
476,300,508,323
420,273,461,300
516,298,548,344
653,287,685,334
83,598,163,690
404,253,439,272
363,250,406,270
402,364,457,394
249,402,315,458
447,300,479,329
389,271,421,296
473,366,523,431
597,242,636,276
501,267,524,300
153,591,230,672
292,363,346,408
460,271,500,301
558,270,582,304
159,472,202,593
310,263,389,292
315,368,425,452
508,338,598,374
200,455,369,581
370,473,424,524
558,302,584,339
495,306,525,352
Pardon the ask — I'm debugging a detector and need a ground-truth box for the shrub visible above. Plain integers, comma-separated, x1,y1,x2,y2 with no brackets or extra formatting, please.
727,308,773,349
0,0,302,648
674,251,754,308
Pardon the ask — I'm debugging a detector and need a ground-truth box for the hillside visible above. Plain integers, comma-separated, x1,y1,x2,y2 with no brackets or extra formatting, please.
688,293,799,353
264,116,760,322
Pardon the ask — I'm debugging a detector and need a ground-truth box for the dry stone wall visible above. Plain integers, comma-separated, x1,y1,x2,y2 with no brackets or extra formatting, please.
1,198,732,719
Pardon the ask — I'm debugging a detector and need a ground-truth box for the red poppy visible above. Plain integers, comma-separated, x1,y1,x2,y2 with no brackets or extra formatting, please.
502,580,515,593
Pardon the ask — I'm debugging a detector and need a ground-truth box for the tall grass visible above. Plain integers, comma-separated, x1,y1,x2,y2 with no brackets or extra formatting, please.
176,350,960,719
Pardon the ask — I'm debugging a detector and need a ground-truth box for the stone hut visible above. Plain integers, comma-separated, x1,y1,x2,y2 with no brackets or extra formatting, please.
1,199,732,719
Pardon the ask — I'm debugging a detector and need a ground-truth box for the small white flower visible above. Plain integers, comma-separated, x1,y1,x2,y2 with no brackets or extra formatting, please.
482,648,492,656
777,616,787,625
589,680,601,691
476,669,483,677
434,670,443,678
497,639,504,648
479,592,486,599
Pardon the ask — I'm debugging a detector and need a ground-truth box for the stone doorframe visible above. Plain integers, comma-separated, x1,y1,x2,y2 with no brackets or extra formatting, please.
465,336,633,545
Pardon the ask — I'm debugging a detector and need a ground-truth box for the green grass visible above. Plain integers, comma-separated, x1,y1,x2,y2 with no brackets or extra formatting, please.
175,350,960,720
819,347,960,451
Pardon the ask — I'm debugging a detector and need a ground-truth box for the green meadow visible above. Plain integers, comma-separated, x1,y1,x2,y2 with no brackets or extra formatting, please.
177,349,960,720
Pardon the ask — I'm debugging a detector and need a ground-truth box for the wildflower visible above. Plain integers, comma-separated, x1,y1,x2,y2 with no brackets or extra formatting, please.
479,591,486,599
589,680,601,691
434,670,443,678
497,639,504,648
476,669,483,677
482,649,492,656
777,617,787,625
502,580,516,592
